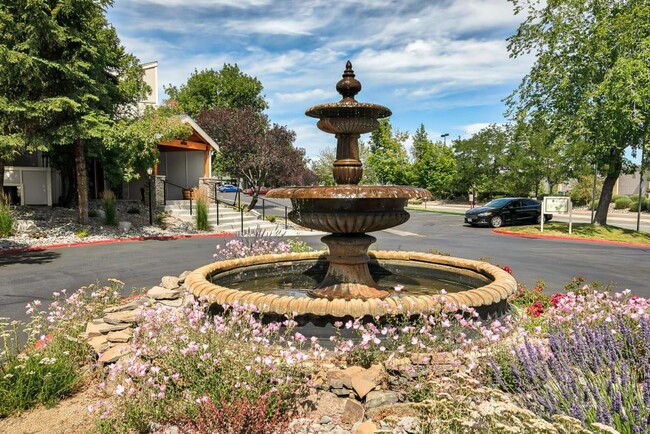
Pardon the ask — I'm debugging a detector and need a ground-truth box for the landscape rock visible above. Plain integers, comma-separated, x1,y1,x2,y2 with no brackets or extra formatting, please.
95,209,106,219
86,320,131,336
365,391,400,409
340,399,364,426
397,416,419,433
103,309,141,324
98,343,131,364
353,421,377,434
177,270,191,283
147,286,182,300
103,299,146,314
106,329,133,343
118,221,132,232
157,297,184,308
351,376,376,399
161,276,180,290
320,416,332,424
15,220,39,234
87,336,110,353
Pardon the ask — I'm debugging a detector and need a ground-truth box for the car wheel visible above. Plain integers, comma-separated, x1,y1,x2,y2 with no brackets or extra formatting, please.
490,216,503,228
536,214,542,224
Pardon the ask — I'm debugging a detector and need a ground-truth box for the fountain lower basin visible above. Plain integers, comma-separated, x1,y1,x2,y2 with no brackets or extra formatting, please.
185,251,518,319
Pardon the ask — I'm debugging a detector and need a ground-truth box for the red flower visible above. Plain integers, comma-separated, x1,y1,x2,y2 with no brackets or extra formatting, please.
577,276,584,282
550,293,566,308
502,265,513,275
526,301,544,317
34,334,53,350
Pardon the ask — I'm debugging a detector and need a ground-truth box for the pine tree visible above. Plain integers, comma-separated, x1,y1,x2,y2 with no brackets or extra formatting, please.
0,0,146,222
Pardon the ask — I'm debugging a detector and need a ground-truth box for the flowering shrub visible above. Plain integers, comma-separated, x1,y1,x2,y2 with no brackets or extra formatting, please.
491,286,650,433
0,280,126,416
491,315,650,433
508,280,550,311
213,237,292,261
95,301,318,433
330,296,515,370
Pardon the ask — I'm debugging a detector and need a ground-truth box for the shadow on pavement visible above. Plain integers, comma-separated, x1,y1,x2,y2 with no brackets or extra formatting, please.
0,249,60,266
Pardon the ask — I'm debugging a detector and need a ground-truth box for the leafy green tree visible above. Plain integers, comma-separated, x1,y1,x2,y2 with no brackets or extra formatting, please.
165,65,268,118
102,106,192,187
198,107,307,209
367,120,412,185
311,140,378,185
0,0,147,223
507,0,650,224
411,124,457,197
453,124,511,198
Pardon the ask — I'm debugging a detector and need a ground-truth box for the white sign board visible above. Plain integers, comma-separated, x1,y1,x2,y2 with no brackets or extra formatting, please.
542,196,572,234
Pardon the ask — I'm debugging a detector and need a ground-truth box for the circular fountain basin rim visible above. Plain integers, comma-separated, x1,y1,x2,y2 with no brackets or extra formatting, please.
305,101,391,119
185,251,517,317
266,185,432,199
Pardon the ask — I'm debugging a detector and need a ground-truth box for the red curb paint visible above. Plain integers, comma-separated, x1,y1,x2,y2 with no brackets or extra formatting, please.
0,232,236,255
493,229,650,248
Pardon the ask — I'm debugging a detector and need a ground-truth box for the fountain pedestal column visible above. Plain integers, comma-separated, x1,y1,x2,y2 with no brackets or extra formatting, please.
308,234,389,300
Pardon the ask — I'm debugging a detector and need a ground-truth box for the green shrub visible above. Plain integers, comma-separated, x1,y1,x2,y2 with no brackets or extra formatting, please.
75,228,90,238
614,196,632,209
0,193,14,236
570,175,601,206
611,194,628,202
0,281,126,416
589,199,599,209
265,215,277,223
101,190,118,225
628,197,649,212
195,190,210,231
126,206,140,214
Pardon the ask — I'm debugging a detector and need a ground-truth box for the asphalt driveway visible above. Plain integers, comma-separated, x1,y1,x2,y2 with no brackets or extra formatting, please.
1,211,648,324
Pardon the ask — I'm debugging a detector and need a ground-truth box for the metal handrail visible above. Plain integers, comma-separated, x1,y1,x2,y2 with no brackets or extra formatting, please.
210,184,292,230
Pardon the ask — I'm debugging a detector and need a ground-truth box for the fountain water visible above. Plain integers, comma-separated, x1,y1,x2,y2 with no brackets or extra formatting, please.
185,62,517,319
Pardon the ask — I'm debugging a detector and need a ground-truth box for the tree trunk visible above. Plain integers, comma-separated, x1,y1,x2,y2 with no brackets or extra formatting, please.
594,154,622,226
74,138,89,224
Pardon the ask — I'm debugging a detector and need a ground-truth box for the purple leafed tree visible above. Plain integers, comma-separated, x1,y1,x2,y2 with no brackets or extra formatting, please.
198,107,315,209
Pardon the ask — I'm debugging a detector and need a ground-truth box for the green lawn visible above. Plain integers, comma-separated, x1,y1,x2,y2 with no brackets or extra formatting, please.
500,222,650,244
406,207,465,216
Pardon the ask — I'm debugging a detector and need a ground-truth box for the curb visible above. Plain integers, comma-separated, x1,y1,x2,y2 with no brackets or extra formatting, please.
492,229,650,248
0,232,236,256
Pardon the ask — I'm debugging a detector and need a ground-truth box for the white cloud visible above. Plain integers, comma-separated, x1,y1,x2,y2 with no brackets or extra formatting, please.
274,89,339,104
126,0,270,7
461,122,500,136
224,17,326,36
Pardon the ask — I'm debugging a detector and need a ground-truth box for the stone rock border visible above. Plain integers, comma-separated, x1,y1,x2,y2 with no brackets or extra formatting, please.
185,251,517,317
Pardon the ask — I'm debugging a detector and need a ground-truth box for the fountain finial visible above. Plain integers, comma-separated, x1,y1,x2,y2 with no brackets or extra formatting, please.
336,60,362,101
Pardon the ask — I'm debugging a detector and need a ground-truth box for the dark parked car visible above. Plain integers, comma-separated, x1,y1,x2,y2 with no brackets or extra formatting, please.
464,197,552,228
218,184,239,193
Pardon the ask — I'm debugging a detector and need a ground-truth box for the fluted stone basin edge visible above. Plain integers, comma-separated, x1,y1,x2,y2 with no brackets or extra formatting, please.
185,251,517,318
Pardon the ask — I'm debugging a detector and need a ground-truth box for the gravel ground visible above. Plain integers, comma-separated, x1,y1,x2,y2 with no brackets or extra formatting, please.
0,200,221,252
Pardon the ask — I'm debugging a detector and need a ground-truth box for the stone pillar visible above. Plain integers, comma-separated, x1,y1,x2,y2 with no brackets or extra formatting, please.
199,177,219,202
144,175,166,208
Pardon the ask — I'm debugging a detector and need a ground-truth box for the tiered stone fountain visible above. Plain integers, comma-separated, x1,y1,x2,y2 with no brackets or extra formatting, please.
186,62,517,319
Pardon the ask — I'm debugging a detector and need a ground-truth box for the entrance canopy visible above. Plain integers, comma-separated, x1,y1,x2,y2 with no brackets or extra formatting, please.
156,115,219,178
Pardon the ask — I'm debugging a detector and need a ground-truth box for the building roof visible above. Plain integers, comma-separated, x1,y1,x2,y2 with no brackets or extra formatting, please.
176,114,219,151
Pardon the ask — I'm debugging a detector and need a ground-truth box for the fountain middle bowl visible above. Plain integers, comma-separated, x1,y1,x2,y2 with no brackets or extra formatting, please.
185,251,518,320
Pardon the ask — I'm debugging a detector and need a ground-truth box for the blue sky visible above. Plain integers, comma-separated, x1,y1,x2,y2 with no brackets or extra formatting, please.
108,0,533,159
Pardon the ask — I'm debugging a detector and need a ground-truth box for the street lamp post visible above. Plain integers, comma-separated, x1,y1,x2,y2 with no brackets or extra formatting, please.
146,167,153,225
441,133,449,145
